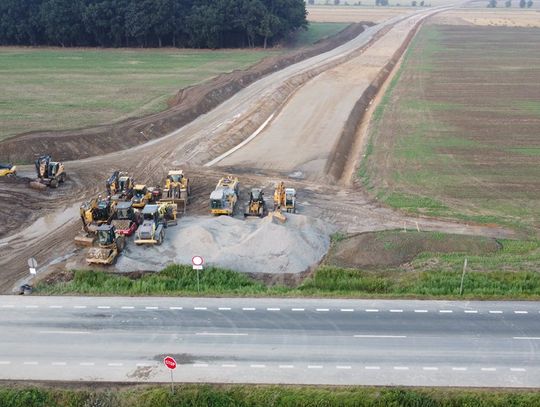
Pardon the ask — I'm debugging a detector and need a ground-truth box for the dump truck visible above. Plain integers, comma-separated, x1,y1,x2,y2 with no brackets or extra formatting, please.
86,224,125,265
74,196,116,246
31,155,66,188
210,176,239,216
111,201,140,236
244,188,266,218
131,184,152,209
0,163,16,177
135,204,166,245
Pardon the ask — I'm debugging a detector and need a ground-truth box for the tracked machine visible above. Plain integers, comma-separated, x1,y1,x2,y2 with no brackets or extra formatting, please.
0,163,16,177
74,196,116,246
86,224,125,265
30,155,66,189
273,181,296,213
131,184,152,209
107,171,134,201
210,175,239,216
244,188,267,218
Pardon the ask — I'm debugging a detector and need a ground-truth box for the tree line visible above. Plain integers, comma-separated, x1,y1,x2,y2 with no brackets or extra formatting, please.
0,0,307,48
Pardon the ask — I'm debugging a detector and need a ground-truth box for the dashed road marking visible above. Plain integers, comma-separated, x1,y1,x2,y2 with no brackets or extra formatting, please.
423,367,438,371
365,309,379,312
243,307,256,311
97,306,111,309
145,306,159,310
74,306,87,309
513,337,540,340
80,362,95,366
439,310,453,313
39,331,90,335
23,361,38,365
194,307,207,310
316,308,329,312
292,308,305,312
121,306,135,309
514,311,528,314
464,310,478,314
354,335,407,339
49,306,63,309
218,307,232,311
1,305,15,308
510,368,526,372
308,365,323,369
52,362,67,366
481,367,496,372
169,307,183,310
279,365,294,369
136,363,151,367
221,364,237,368
389,309,403,313
108,363,123,367
365,366,380,370
196,332,248,336
25,305,39,309
452,367,467,371
336,365,352,369
267,308,280,311
0,361,11,365
250,364,266,368
393,366,409,370
414,310,428,313
489,310,503,314
193,363,209,368
340,309,354,312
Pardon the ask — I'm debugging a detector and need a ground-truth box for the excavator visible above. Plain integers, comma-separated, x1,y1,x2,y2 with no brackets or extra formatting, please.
74,196,116,246
131,184,152,209
107,171,134,201
0,163,16,177
210,175,239,216
31,155,66,188
244,188,266,218
86,224,125,265
273,181,297,213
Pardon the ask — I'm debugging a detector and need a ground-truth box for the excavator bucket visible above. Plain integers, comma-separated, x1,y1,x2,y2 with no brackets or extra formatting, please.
269,211,287,224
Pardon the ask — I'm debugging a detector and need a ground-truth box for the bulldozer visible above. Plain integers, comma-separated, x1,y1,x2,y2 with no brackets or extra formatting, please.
74,196,116,246
131,184,152,209
135,204,166,245
31,155,66,189
0,163,16,177
273,181,296,213
244,188,266,218
107,171,134,201
111,201,140,236
86,224,125,265
210,176,239,216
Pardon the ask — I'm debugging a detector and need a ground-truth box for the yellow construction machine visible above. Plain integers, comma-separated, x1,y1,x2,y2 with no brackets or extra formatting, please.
131,184,152,209
86,224,125,265
30,155,66,189
244,188,267,218
161,170,189,213
0,163,16,177
74,196,116,246
107,171,134,201
210,175,239,216
273,181,296,213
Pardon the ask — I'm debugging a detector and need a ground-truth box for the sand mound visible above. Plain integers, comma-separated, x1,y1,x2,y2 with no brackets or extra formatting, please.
116,214,334,274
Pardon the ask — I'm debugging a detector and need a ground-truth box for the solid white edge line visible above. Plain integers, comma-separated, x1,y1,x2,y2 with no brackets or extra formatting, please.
39,331,90,335
195,332,248,336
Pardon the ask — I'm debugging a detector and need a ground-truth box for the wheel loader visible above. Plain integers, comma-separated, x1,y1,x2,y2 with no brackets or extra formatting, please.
30,155,66,189
0,163,16,177
135,204,166,245
86,224,125,265
163,170,190,201
131,184,152,209
210,175,239,216
74,196,116,246
244,188,266,218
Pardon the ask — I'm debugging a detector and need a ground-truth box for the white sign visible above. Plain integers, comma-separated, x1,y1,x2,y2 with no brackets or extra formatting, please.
192,256,204,266
29,268,37,275
27,258,38,269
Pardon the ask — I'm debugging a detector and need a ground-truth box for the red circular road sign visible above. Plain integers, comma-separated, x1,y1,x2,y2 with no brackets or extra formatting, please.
192,256,204,266
164,356,177,370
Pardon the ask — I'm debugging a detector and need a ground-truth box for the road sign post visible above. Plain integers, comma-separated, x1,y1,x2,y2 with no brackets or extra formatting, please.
164,356,177,394
192,256,204,293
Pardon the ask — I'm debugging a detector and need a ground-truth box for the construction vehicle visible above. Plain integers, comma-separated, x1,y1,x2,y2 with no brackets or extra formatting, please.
244,188,266,218
0,163,16,177
107,171,134,201
74,196,116,246
111,201,140,236
273,181,296,213
135,204,166,245
148,186,162,204
158,201,178,226
210,175,239,216
163,170,190,201
86,224,125,265
32,155,66,188
131,184,152,209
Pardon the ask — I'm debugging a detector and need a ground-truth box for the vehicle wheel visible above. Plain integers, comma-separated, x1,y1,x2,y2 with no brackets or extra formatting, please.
60,174,66,183
157,232,164,245
117,236,126,252
50,179,58,188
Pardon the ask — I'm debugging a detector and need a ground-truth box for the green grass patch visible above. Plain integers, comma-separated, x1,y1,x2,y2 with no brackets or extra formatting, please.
291,22,350,47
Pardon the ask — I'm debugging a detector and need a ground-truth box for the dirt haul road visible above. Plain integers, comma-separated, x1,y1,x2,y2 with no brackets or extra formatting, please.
0,4,512,292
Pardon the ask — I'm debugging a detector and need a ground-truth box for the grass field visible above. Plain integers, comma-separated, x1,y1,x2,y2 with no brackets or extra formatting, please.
0,23,347,141
361,24,540,234
37,232,540,300
2,384,540,407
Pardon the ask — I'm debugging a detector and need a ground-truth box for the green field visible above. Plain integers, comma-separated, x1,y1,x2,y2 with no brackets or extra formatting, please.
0,22,349,141
2,383,540,407
360,24,540,235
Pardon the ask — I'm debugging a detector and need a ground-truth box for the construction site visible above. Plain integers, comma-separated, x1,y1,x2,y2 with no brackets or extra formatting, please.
0,4,533,294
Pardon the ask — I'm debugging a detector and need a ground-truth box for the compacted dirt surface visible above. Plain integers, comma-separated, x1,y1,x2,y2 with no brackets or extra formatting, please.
0,4,515,293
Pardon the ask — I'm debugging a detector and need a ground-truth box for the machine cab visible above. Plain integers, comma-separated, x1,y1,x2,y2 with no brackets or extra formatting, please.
116,201,135,220
96,224,116,246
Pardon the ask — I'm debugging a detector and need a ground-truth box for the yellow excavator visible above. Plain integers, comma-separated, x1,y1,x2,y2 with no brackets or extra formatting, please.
30,155,66,189
273,181,296,213
74,196,116,246
86,224,125,265
107,171,134,201
0,163,16,177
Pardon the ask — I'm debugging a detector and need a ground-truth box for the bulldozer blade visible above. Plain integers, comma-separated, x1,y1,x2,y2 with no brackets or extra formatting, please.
74,235,95,247
269,211,287,224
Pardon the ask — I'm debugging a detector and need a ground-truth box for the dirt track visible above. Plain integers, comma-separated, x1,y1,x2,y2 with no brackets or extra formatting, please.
0,4,515,293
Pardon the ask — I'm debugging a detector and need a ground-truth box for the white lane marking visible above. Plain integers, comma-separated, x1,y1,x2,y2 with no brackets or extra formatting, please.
489,310,503,314
513,337,540,340
316,308,329,312
414,310,428,313
394,366,409,370
218,307,231,311
340,309,354,312
308,365,323,369
0,361,11,365
49,306,63,309
250,364,266,368
80,362,95,366
169,307,183,310
25,305,39,309
195,332,248,336
439,310,453,313
336,365,352,369
97,306,111,309
145,306,159,310
514,311,528,314
292,308,305,312
452,367,467,371
52,362,67,366
464,310,478,314
279,365,294,369
221,364,237,368
267,308,280,311
354,335,407,339
423,367,438,371
39,331,90,335
365,309,379,312
136,363,151,367
194,307,207,310
108,363,123,367
365,366,380,370
1,305,15,308
121,306,135,309
481,367,496,371
193,363,208,368
511,368,526,372
390,309,403,313
74,306,87,309
243,307,256,311
23,361,38,365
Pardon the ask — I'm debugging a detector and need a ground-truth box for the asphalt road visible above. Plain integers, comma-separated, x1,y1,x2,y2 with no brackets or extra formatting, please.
0,296,539,387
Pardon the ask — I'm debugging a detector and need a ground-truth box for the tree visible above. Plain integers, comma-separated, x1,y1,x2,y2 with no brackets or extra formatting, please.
527,0,533,6
334,0,340,4
519,0,526,6
412,0,417,5
505,0,511,6
40,0,87,46
487,0,497,7
420,0,425,5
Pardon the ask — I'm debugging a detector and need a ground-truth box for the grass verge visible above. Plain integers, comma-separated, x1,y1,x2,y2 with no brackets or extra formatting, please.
1,384,540,407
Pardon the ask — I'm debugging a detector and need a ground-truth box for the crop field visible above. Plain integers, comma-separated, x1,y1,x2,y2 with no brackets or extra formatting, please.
361,23,540,234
